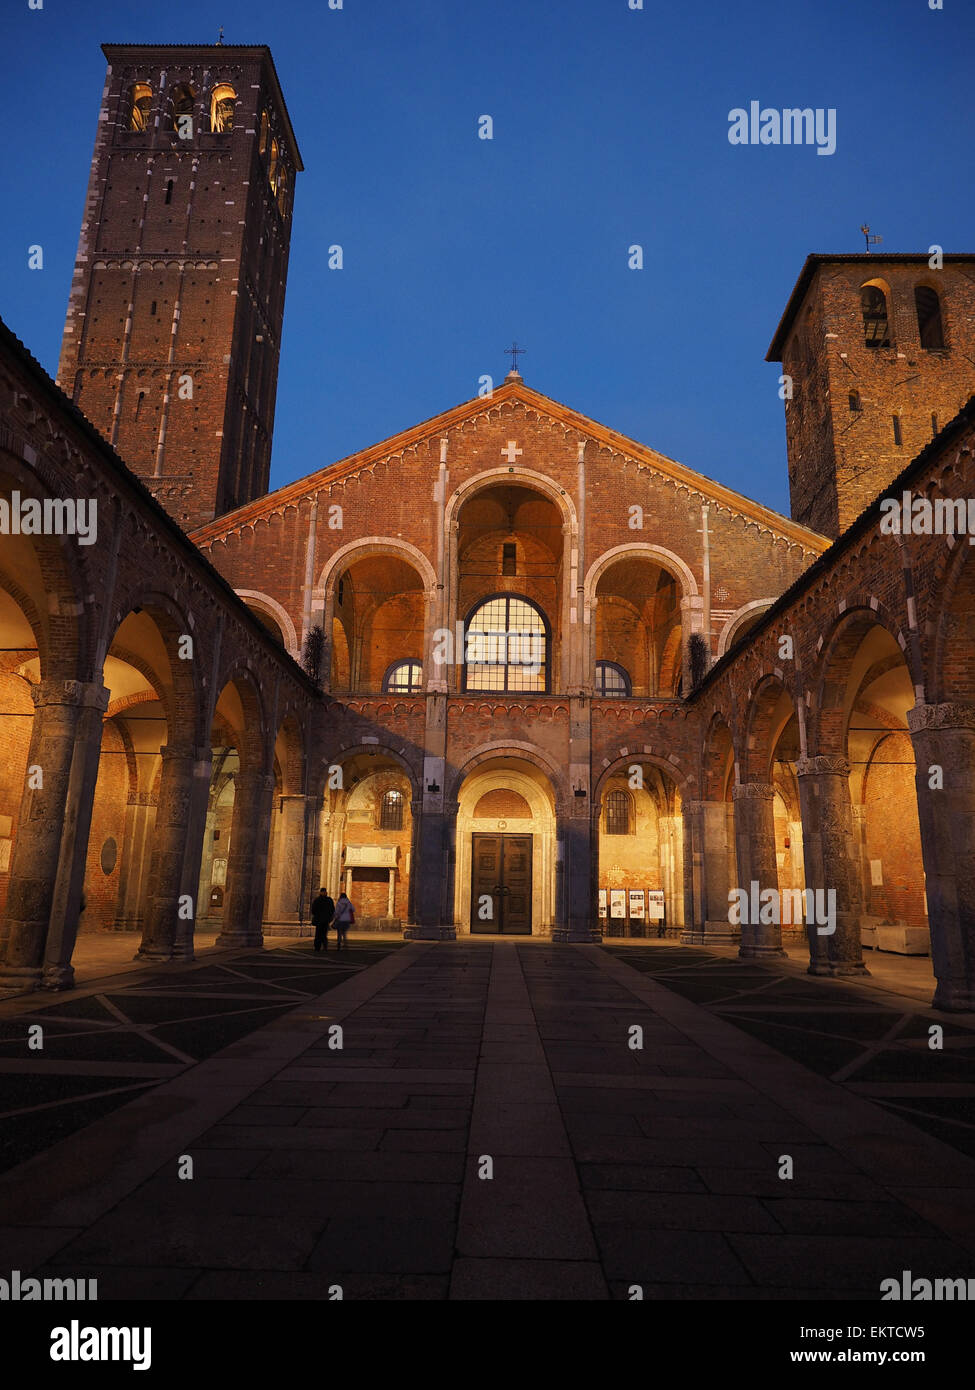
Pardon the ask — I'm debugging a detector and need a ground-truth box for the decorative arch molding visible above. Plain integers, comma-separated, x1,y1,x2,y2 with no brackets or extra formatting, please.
444,465,579,537
717,599,776,657
930,535,975,703
584,542,699,604
447,740,569,806
452,753,560,935
592,749,693,802
313,537,437,605
741,672,795,783
102,593,204,745
319,741,421,799
236,589,299,658
211,661,269,769
807,601,920,758
701,710,739,800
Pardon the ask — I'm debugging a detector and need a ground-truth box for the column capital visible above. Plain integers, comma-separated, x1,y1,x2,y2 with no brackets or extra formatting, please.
732,781,775,802
159,743,211,765
907,701,975,734
30,679,109,713
796,755,851,778
234,769,276,796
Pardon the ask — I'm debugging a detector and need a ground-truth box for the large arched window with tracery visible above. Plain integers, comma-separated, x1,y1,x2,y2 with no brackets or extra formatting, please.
464,595,548,693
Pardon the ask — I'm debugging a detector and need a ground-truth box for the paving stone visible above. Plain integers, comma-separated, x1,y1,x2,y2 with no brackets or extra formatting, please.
594,1227,752,1283
586,1190,779,1231
728,1233,975,1289
189,1270,449,1300
759,1197,938,1237
579,1164,709,1193
450,1258,608,1300
251,1149,465,1183
307,1217,455,1274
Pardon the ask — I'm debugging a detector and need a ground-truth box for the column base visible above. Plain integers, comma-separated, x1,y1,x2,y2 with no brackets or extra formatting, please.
932,983,975,1013
171,942,196,961
0,964,42,997
215,930,264,949
551,927,603,943
738,944,788,960
830,961,870,977
681,925,739,945
807,961,833,976
41,963,75,991
135,947,173,962
403,925,456,941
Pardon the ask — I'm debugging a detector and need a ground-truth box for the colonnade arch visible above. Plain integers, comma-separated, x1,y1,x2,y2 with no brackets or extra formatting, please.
317,744,419,928
593,754,685,936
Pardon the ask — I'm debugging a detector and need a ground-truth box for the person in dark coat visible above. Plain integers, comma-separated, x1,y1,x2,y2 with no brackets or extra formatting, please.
311,887,335,951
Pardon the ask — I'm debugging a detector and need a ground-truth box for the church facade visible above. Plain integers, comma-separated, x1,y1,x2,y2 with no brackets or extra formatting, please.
1,42,973,1011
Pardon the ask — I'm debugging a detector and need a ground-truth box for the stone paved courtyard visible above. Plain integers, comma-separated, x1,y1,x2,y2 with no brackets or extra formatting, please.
0,939,973,1300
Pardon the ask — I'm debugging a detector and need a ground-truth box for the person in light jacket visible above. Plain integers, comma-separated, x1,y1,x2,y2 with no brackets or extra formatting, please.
333,892,355,950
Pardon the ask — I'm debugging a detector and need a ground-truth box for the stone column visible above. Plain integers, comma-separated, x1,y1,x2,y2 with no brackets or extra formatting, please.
552,802,598,942
0,680,109,995
681,799,737,944
406,798,457,940
907,702,975,1011
42,681,112,990
796,755,868,977
138,745,211,963
113,797,156,931
265,794,312,925
218,769,275,948
555,693,598,942
733,781,785,959
174,750,212,960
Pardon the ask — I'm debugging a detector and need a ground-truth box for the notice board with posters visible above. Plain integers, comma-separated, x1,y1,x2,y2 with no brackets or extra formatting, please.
610,889,626,919
628,890,645,919
647,889,665,921
598,889,608,919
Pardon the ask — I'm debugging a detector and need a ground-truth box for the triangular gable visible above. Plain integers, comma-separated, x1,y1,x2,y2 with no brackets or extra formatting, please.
191,379,829,553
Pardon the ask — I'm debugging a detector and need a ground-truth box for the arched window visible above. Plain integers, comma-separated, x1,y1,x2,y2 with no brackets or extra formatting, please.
275,163,289,214
596,660,631,697
464,595,548,693
128,83,152,132
915,286,945,350
861,284,890,348
268,137,279,192
259,110,269,155
210,83,236,133
171,84,195,128
383,660,422,694
379,788,405,831
604,789,633,836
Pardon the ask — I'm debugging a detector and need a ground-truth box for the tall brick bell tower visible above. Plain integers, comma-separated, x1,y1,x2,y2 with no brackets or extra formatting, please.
58,43,302,529
768,253,975,539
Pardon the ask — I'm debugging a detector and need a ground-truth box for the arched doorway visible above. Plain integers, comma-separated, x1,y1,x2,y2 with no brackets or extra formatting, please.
320,749,417,929
454,757,557,935
594,759,684,937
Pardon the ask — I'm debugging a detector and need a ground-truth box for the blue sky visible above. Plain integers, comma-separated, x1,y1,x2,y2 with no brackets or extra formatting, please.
2,0,971,516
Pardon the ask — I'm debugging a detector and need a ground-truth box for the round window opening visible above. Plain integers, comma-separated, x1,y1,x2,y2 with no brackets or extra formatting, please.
100,837,118,875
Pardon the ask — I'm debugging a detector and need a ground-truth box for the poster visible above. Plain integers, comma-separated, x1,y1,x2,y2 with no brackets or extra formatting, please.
598,889,607,919
647,890,665,921
610,889,626,919
628,890,645,919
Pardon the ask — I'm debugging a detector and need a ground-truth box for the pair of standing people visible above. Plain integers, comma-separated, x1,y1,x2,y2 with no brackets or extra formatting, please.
311,888,355,951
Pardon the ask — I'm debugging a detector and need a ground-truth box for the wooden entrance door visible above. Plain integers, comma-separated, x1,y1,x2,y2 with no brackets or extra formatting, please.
470,834,533,935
